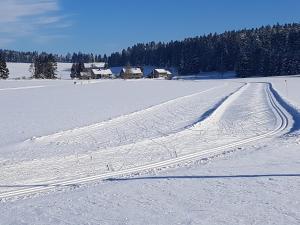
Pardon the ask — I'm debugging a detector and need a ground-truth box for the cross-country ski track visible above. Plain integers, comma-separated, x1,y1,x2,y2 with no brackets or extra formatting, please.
0,82,292,200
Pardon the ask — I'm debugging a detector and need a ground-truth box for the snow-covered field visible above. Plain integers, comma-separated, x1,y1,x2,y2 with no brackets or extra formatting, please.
0,79,228,148
0,74,299,225
7,62,73,79
6,63,158,79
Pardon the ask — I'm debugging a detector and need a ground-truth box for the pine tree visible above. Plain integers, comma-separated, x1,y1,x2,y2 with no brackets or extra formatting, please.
70,62,85,79
45,54,57,79
0,54,9,79
70,63,77,79
32,53,57,79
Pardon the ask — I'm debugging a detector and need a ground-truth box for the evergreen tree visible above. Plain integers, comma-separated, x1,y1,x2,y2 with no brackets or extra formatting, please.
70,63,77,79
0,54,9,79
70,62,85,79
31,53,57,79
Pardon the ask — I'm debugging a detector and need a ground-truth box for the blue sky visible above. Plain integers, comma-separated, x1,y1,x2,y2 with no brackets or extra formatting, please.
0,0,300,55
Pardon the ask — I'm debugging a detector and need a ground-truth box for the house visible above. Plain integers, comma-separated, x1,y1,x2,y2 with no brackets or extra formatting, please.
79,62,108,79
120,67,143,79
91,69,113,79
150,69,172,79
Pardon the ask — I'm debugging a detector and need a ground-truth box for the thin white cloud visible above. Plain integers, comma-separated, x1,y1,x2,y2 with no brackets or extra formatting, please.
0,0,59,22
34,16,64,25
0,0,71,46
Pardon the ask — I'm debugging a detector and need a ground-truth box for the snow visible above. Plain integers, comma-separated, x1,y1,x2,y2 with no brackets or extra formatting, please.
6,63,154,79
154,68,172,74
7,62,73,79
246,76,300,110
6,63,32,78
1,137,298,225
0,82,288,193
0,79,226,148
0,70,299,224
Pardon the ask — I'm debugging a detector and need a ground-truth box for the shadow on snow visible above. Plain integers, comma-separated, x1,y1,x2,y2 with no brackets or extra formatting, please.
107,173,300,182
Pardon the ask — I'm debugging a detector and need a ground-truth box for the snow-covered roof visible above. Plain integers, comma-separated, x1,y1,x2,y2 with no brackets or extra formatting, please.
92,69,112,75
84,62,106,68
154,69,172,74
122,68,142,74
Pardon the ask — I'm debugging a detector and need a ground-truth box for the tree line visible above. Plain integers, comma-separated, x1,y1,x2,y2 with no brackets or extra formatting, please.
108,23,300,77
1,23,300,77
0,50,106,64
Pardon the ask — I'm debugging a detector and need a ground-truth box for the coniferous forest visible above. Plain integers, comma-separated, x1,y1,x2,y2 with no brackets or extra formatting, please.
1,23,300,77
0,50,105,64
108,23,300,77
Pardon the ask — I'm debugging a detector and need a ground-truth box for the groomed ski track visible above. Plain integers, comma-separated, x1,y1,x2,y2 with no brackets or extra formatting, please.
0,82,290,200
2,82,240,161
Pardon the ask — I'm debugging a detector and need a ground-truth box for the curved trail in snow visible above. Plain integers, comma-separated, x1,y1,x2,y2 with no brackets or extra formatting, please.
0,82,291,200
1,82,242,162
0,85,46,91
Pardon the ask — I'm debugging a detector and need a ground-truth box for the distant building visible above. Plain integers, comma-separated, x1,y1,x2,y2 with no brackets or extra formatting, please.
79,62,109,79
120,67,143,79
91,69,113,79
150,69,172,79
